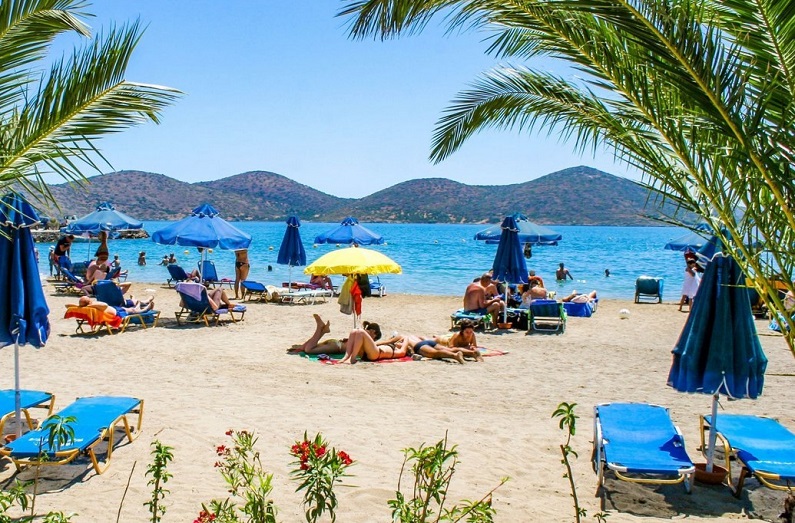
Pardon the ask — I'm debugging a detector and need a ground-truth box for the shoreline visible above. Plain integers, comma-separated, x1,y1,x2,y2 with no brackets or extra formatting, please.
1,283,792,522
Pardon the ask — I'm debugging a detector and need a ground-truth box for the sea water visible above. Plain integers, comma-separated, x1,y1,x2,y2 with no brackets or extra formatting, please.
38,222,694,300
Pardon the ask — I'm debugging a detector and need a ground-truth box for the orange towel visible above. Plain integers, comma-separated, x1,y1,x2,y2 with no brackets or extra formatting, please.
64,306,123,329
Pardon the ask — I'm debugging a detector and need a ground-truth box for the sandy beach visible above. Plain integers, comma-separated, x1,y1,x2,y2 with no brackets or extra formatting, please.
1,281,793,522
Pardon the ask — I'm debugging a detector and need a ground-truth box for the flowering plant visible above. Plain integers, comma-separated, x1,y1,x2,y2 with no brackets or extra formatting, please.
195,430,277,523
289,432,354,523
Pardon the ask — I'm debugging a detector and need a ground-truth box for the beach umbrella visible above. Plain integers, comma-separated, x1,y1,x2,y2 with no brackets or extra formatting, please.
0,194,50,437
667,250,767,472
151,204,252,279
490,216,529,323
314,216,384,246
277,216,307,291
664,223,712,252
474,213,561,245
305,246,401,326
63,202,145,259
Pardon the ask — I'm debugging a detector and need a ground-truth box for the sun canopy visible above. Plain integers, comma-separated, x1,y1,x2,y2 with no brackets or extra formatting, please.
475,214,561,245
314,217,384,246
304,247,401,276
63,202,144,235
151,203,251,250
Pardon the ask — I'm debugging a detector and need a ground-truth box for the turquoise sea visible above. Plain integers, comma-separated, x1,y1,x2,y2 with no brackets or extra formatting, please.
37,222,694,300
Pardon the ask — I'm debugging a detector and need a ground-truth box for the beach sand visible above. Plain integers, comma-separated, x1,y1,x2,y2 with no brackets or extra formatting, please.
1,282,793,522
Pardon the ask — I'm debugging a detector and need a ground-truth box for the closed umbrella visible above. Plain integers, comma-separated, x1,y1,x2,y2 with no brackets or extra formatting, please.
490,216,529,323
314,217,384,246
277,216,307,291
305,247,401,326
151,204,252,279
475,213,561,245
0,194,50,437
667,250,767,471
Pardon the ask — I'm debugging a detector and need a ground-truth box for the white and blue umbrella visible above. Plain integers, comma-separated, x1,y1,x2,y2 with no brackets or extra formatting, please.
490,215,529,323
277,216,307,290
0,194,50,437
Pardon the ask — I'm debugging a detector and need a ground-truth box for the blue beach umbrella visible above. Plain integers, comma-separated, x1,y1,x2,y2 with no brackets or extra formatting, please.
277,216,307,290
664,224,712,252
151,204,252,279
63,201,144,235
475,213,562,245
314,216,384,246
490,216,529,323
667,251,767,471
0,194,50,437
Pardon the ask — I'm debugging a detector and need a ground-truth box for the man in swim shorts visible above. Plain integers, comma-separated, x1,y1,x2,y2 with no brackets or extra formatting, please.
463,273,504,319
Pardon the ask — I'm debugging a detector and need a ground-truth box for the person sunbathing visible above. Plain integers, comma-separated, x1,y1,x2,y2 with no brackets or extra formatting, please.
206,287,238,311
310,274,334,290
561,290,598,303
339,326,407,364
377,333,467,364
288,314,381,355
78,295,154,315
432,320,484,361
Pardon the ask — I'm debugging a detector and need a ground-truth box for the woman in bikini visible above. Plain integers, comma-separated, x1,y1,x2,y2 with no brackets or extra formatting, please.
339,323,408,364
377,333,467,364
289,314,382,356
234,249,250,299
433,320,483,361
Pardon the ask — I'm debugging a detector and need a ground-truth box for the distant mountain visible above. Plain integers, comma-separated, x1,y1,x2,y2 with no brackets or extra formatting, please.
33,166,671,226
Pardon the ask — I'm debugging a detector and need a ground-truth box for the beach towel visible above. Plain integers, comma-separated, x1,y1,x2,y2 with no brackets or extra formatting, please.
338,276,353,315
175,282,204,302
64,305,123,329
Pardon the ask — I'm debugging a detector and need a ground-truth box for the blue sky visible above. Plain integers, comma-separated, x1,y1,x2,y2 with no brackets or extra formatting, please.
70,2,634,198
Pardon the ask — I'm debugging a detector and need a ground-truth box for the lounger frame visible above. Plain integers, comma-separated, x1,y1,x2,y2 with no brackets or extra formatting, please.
528,300,566,334
0,397,144,475
593,403,694,493
699,414,795,495
0,390,55,435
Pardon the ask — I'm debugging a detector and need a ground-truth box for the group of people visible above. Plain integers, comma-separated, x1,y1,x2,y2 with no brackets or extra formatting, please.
289,314,484,364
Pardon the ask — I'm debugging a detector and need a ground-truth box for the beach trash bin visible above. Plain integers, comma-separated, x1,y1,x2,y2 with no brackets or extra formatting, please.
635,276,663,303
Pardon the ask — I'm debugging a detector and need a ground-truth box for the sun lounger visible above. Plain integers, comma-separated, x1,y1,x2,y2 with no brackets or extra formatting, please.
242,280,270,302
279,288,333,305
370,276,386,297
450,309,492,330
94,280,160,332
52,268,91,295
199,260,234,289
0,390,54,435
175,282,246,326
594,402,695,493
166,264,197,288
0,396,143,475
64,303,123,335
700,413,795,495
527,299,566,333
562,299,598,317
635,276,663,303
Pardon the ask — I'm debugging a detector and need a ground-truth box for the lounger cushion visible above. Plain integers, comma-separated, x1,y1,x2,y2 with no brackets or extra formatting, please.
563,301,593,317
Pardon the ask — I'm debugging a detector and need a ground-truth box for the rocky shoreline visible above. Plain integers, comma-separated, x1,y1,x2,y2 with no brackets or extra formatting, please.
31,229,150,243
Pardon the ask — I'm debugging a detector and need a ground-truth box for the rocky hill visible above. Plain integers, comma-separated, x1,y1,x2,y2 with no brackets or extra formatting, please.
33,166,671,225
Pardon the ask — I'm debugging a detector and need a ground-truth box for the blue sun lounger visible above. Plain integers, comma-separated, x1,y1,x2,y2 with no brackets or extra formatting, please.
0,396,143,475
700,414,795,495
175,282,246,326
94,280,160,332
528,299,566,333
241,280,269,301
0,389,54,435
594,403,695,492
450,309,492,330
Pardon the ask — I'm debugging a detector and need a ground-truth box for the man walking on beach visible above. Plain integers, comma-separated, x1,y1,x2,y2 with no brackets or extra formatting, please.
464,273,505,319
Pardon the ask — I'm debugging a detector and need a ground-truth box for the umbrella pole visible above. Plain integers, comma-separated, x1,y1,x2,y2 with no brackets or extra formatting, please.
706,393,719,472
288,265,293,291
504,286,509,323
14,341,21,438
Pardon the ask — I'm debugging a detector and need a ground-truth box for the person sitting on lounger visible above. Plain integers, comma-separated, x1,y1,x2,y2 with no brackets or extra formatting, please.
561,290,598,303
521,280,549,304
463,273,504,319
78,295,154,315
288,314,381,355
205,286,238,311
310,274,334,290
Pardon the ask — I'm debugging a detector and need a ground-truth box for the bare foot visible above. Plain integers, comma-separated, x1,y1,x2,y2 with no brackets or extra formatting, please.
313,313,331,334
287,345,303,354
474,350,484,362
454,352,465,364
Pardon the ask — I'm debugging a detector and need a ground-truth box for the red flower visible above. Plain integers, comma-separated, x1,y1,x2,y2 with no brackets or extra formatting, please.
338,451,353,466
225,429,233,436
315,445,326,457
300,462,309,470
215,445,227,456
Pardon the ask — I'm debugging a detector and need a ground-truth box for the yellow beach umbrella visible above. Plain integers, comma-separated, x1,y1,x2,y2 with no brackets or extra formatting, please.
304,246,402,276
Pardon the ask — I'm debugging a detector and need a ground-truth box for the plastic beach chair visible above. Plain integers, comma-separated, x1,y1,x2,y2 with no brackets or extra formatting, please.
527,300,566,334
0,389,54,435
700,413,795,495
94,280,160,332
166,264,195,288
593,403,695,493
635,276,663,303
449,309,492,330
280,288,332,305
0,396,143,475
241,280,269,302
175,282,246,326
52,267,91,295
199,260,233,289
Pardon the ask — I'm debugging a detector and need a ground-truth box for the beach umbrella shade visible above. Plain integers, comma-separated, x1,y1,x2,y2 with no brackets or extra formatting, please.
0,194,50,437
475,213,562,245
277,216,307,290
314,216,384,246
667,251,767,471
305,247,401,326
63,202,145,259
151,204,252,278
664,223,712,252
490,216,529,323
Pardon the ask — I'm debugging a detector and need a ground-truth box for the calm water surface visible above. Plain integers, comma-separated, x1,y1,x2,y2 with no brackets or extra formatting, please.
38,222,693,300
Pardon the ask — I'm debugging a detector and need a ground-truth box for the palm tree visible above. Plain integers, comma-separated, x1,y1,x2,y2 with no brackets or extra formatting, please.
340,0,795,356
0,0,180,207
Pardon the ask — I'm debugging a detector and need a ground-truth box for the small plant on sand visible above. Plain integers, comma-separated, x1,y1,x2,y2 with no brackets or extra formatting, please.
0,480,74,523
144,441,174,523
552,402,608,523
388,433,507,523
289,432,355,523
197,430,278,523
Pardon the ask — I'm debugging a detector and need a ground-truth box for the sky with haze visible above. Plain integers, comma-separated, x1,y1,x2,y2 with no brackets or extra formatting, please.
60,2,635,198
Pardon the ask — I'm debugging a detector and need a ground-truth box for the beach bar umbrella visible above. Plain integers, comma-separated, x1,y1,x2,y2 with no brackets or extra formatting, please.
151,204,252,279
314,217,384,246
277,216,307,290
0,194,50,437
305,247,401,326
667,251,767,471
490,216,529,323
475,213,561,245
